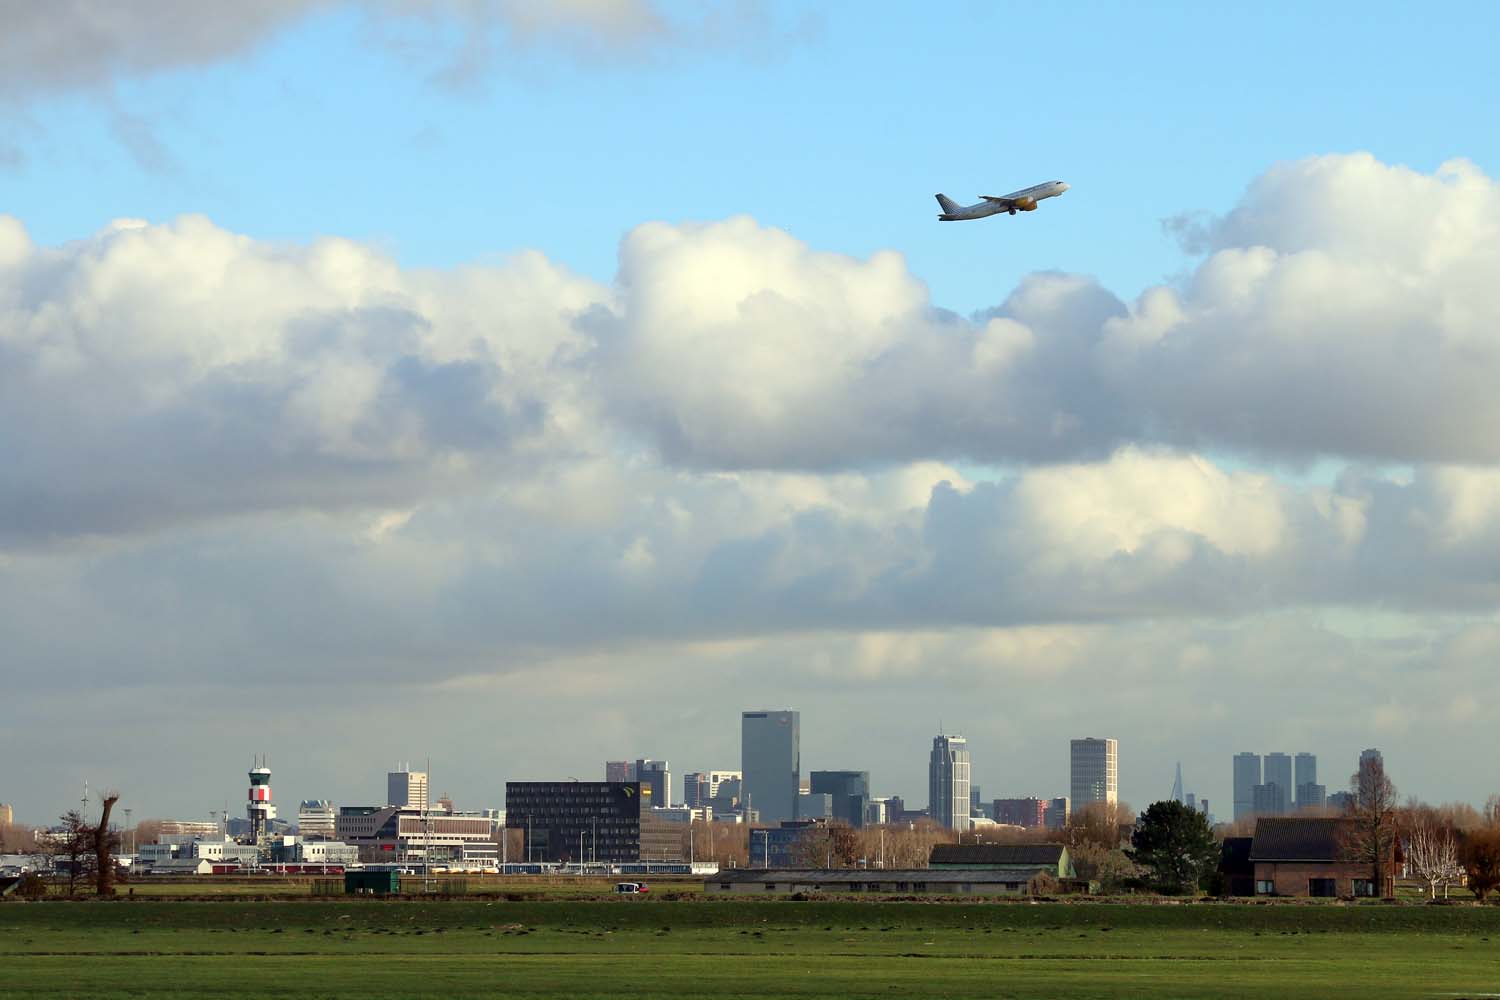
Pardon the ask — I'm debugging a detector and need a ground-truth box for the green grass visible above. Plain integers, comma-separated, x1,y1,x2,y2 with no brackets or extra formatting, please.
3,899,1498,998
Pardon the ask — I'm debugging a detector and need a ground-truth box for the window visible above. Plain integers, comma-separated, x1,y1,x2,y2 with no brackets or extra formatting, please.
763,882,776,891
1255,880,1275,895
1352,879,1376,897
1309,878,1336,898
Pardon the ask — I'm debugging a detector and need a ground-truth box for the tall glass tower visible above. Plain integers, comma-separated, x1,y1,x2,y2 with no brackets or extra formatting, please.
928,735,971,832
741,710,799,824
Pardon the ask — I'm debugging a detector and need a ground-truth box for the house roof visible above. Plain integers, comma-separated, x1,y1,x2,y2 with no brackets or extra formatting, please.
708,868,1044,885
1249,817,1354,862
928,843,1065,866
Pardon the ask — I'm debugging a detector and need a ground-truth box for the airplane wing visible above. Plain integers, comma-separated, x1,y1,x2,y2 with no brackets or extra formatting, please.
980,196,1014,205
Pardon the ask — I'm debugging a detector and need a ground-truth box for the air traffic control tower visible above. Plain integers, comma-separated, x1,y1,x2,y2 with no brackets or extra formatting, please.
248,757,276,843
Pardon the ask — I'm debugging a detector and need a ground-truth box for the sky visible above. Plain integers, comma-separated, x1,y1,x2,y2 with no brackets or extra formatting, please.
3,0,1500,827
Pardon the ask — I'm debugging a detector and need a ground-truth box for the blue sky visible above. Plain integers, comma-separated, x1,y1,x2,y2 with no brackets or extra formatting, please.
4,2,1500,824
8,2,1497,313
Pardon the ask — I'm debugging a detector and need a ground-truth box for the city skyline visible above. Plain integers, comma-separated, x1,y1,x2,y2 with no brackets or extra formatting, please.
4,4,1500,828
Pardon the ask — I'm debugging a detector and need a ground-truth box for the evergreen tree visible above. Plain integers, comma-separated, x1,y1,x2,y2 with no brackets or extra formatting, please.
1128,800,1218,894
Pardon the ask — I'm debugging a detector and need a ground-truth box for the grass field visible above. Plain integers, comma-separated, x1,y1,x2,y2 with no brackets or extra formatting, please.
3,898,1498,999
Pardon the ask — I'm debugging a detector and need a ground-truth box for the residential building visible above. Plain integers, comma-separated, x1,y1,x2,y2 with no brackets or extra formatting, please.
1233,752,1262,822
634,759,671,808
993,798,1047,828
742,710,800,825
1249,817,1395,897
1045,797,1070,829
1263,753,1292,813
1294,753,1317,801
929,734,971,832
809,771,870,828
1297,783,1327,810
297,800,336,840
928,843,1075,879
1252,782,1288,817
503,782,646,864
337,805,497,865
605,761,634,783
1070,738,1118,808
387,767,429,812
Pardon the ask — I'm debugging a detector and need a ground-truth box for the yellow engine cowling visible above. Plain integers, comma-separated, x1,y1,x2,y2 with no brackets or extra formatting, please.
1017,197,1038,211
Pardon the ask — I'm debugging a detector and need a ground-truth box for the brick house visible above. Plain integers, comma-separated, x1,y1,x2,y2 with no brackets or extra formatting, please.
1249,817,1396,898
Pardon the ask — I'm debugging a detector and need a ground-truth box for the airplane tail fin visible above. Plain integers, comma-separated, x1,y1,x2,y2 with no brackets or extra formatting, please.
935,194,962,214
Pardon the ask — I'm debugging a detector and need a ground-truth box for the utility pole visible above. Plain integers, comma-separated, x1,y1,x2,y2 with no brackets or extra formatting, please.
124,809,133,855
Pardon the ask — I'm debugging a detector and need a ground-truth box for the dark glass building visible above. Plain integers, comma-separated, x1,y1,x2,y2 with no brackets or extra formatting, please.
808,770,870,828
505,782,643,863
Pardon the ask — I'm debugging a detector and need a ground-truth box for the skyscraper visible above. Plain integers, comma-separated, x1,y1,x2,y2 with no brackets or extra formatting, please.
929,735,971,831
387,766,428,811
1070,738,1118,808
742,710,799,824
809,770,870,828
605,761,633,783
1263,752,1292,814
1294,753,1316,795
634,759,671,809
1232,752,1262,822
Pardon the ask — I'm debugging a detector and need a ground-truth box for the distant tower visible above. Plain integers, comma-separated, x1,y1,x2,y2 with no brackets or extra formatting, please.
247,756,275,843
1171,762,1185,803
929,734,972,832
1070,738,1118,808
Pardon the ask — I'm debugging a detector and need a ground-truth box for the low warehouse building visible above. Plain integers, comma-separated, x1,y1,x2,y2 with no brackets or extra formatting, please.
705,869,1040,895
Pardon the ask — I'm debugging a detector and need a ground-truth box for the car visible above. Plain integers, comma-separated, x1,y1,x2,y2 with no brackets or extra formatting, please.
614,882,649,894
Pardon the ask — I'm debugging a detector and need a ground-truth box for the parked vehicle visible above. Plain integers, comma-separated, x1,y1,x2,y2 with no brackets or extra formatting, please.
614,882,650,894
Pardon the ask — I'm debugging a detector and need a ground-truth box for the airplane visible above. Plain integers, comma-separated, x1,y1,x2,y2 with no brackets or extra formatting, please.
935,180,1069,221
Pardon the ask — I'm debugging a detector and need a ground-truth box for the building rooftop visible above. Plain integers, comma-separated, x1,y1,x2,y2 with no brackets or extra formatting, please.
929,843,1066,867
708,868,1042,885
1249,817,1354,862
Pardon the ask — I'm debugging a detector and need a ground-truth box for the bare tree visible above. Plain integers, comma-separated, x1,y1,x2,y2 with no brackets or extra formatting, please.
1342,756,1398,898
57,810,93,897
94,792,122,896
1063,801,1135,851
1407,817,1462,899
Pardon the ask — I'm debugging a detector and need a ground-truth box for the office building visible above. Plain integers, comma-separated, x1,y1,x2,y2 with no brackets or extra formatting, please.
1359,748,1384,774
865,798,889,826
634,759,671,808
929,734,971,832
809,771,870,828
684,773,710,808
297,800,336,840
1046,797,1070,829
1328,790,1355,812
504,781,663,864
1233,752,1262,822
683,770,743,810
337,805,497,865
797,792,833,820
742,710,800,825
1070,738,1118,808
605,761,634,783
387,766,429,812
993,797,1047,828
0,803,12,827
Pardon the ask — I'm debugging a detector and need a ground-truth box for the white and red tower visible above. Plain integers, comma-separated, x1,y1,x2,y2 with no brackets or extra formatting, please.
248,756,275,843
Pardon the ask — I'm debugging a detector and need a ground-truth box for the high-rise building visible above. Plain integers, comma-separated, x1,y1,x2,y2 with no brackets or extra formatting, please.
742,710,800,825
809,771,870,828
1233,752,1262,822
297,800,336,840
634,759,671,809
1252,782,1288,816
1263,753,1292,802
1296,783,1327,810
1046,797,1070,829
387,766,429,812
0,803,12,827
1359,748,1383,775
505,781,671,864
605,761,633,783
1069,738,1118,808
928,734,971,831
1294,753,1317,798
247,757,275,843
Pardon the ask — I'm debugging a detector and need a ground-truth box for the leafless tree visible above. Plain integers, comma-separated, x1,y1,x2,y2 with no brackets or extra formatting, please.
57,810,93,897
1342,756,1398,897
1407,817,1462,899
1063,801,1135,851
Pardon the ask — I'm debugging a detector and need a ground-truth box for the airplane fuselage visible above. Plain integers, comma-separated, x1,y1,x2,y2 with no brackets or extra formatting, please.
936,180,1069,221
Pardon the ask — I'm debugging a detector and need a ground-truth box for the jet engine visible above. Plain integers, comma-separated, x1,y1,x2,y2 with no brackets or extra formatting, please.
1016,197,1038,211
